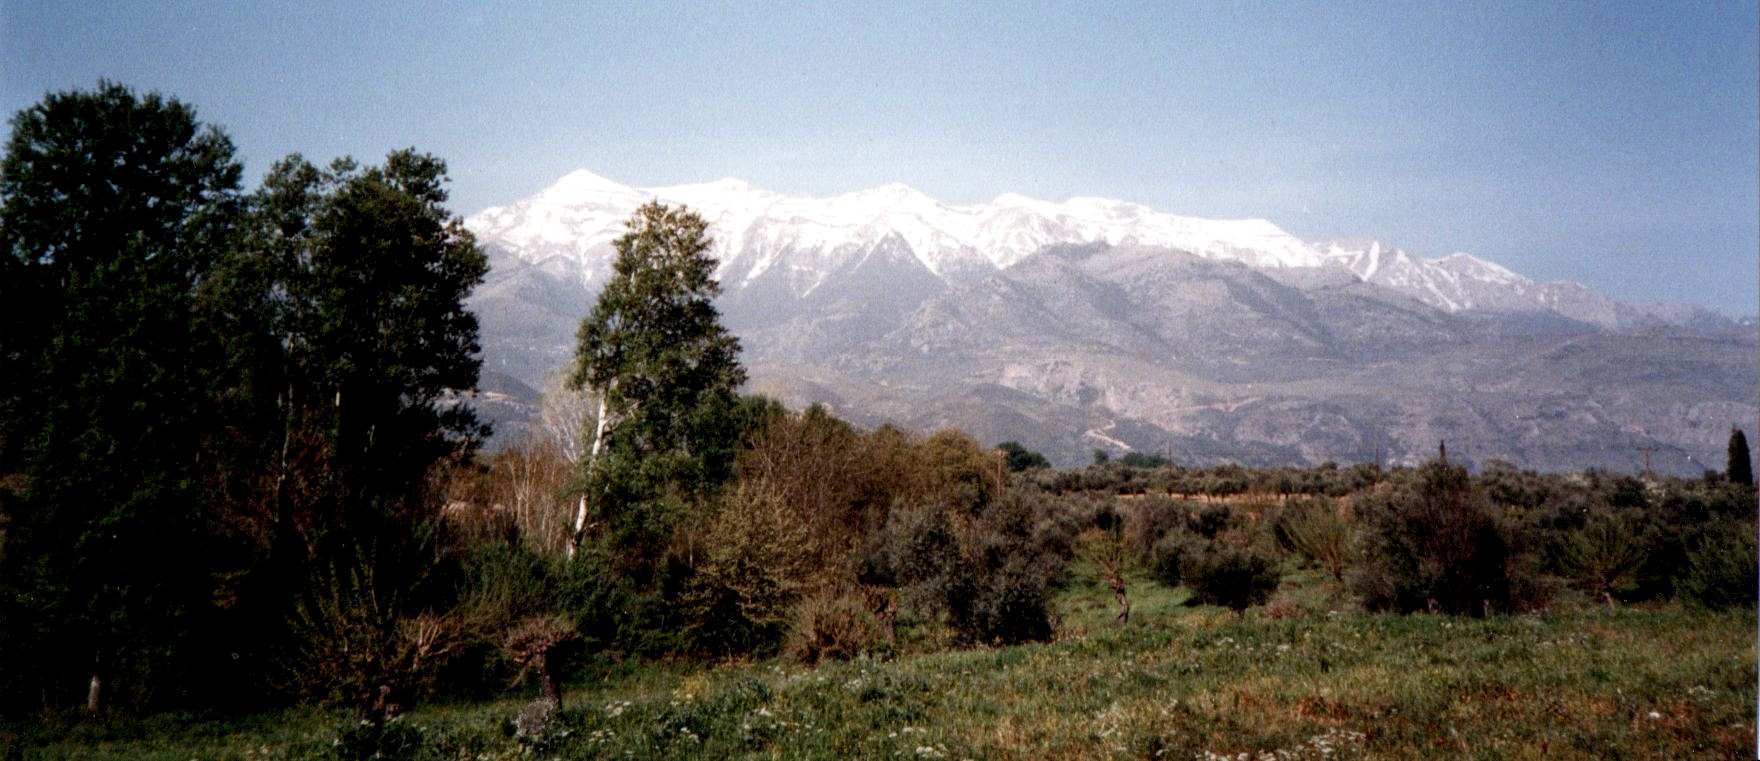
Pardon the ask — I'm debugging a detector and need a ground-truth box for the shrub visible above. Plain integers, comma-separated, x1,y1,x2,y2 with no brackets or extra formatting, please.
1187,502,1239,539
1276,498,1353,582
1079,528,1132,622
1147,531,1203,588
334,718,426,761
274,529,471,718
1676,522,1758,610
1182,540,1282,612
784,586,889,664
1551,511,1649,606
1353,461,1536,615
1125,495,1188,561
679,482,815,656
860,495,1063,647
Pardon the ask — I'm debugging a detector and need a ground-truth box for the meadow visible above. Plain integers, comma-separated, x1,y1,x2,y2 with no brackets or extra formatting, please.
7,564,1753,760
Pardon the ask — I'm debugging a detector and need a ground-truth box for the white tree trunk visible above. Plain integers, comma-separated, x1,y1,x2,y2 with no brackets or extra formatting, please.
566,393,611,559
85,650,101,713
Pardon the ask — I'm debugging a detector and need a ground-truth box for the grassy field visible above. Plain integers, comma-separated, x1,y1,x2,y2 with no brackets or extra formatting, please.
6,568,1754,760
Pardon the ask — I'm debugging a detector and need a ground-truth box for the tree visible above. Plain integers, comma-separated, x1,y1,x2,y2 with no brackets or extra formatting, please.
570,201,746,574
1726,427,1752,486
997,441,1050,472
1119,451,1170,469
242,151,488,534
232,150,488,710
0,82,243,712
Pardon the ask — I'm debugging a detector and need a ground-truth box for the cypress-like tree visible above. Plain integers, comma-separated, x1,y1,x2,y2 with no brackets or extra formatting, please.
1727,427,1753,486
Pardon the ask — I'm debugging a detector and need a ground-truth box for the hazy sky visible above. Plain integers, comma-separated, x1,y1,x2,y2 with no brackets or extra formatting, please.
4,1,1756,314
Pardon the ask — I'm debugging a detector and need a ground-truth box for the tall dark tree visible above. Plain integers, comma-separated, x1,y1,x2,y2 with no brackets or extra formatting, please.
1726,427,1752,486
222,152,489,708
570,201,746,575
240,151,488,537
0,83,243,712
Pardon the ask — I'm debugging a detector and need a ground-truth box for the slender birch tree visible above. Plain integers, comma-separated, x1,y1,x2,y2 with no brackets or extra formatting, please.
568,201,745,575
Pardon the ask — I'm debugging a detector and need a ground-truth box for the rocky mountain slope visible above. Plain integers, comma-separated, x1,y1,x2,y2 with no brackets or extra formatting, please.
464,172,1755,475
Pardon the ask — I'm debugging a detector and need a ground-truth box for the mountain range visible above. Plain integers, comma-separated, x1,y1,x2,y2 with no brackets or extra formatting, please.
463,171,1756,476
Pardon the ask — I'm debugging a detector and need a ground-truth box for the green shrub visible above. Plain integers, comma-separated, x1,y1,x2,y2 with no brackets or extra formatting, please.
1275,498,1353,582
1187,502,1239,539
679,482,815,656
784,586,889,664
1182,541,1282,612
334,718,426,761
860,495,1063,647
1676,522,1758,610
1126,495,1188,561
1354,461,1537,616
1148,531,1203,588
1550,511,1649,606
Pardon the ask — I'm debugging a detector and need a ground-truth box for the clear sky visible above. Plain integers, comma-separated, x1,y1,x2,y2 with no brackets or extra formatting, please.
4,1,1756,315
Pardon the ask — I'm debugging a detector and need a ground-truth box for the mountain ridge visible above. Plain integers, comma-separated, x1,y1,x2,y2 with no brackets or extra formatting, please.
462,170,1754,476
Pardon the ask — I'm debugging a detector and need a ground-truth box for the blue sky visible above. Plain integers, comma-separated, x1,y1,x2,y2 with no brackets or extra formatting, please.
4,1,1756,314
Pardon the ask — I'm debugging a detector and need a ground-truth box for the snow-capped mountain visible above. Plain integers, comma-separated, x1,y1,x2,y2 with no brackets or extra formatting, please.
467,170,1328,299
464,170,1753,476
468,170,1681,330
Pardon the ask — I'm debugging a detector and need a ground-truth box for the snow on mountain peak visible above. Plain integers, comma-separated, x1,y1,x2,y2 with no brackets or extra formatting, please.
542,169,638,202
467,170,1608,319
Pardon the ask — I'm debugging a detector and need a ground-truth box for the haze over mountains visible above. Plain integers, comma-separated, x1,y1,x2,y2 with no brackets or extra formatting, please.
464,171,1756,476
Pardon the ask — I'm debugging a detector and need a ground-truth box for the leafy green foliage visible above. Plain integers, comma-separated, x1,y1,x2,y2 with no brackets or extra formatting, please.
0,83,488,715
571,201,746,580
1274,497,1353,582
1355,461,1506,615
242,150,489,531
1118,451,1169,468
680,482,815,656
1677,522,1758,610
0,82,243,712
997,441,1049,471
1181,540,1283,612
1551,511,1649,606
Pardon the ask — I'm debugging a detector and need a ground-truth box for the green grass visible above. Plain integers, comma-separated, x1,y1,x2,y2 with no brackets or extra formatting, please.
6,574,1754,760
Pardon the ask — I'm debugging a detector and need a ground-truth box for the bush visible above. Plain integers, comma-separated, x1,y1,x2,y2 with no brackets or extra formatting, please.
274,529,472,717
679,482,815,656
334,718,426,761
1125,496,1188,561
1275,498,1353,582
784,586,889,664
1676,522,1758,610
1187,502,1240,539
1147,531,1203,588
1550,511,1649,606
1182,541,1282,612
1353,461,1537,615
860,495,1063,647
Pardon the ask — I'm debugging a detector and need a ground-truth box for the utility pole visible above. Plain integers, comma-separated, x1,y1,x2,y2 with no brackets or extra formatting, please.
1635,445,1658,480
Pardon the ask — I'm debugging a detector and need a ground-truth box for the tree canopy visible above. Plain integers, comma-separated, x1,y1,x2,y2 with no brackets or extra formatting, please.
570,201,746,575
0,82,244,712
0,83,487,714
